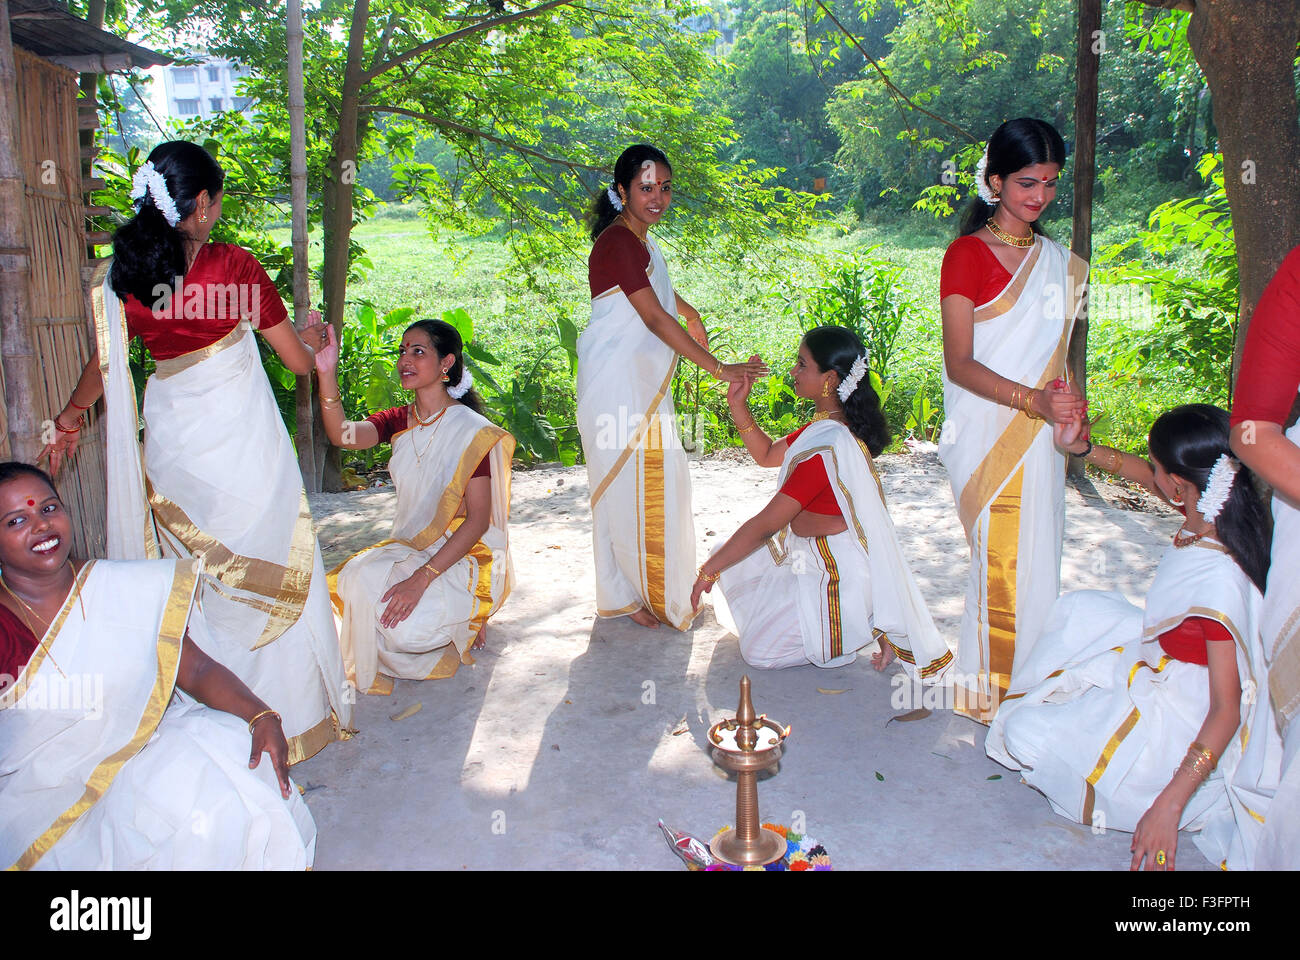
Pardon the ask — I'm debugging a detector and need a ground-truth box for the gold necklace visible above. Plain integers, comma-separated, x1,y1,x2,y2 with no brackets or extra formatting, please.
810,411,843,424
986,220,1034,248
0,563,79,678
618,215,649,248
1173,526,1211,549
412,399,450,427
410,405,451,466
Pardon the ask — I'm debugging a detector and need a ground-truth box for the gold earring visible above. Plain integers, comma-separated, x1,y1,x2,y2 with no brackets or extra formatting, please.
198,210,208,223
441,371,450,383
822,381,830,398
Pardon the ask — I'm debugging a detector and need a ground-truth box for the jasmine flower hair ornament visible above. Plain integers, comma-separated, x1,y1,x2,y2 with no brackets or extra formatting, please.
447,366,474,400
1196,453,1239,523
837,353,869,403
974,144,1000,206
607,186,623,211
130,161,181,227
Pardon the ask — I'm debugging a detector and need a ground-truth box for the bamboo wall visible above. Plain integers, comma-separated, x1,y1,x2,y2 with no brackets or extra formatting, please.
13,47,105,557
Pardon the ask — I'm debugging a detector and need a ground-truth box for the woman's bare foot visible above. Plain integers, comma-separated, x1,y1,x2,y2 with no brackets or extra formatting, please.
871,638,896,672
628,606,660,628
472,625,487,650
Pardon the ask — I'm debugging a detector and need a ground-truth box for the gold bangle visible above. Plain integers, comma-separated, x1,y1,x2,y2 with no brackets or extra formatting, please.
714,360,724,378
318,392,341,402
248,708,280,733
696,566,721,583
422,561,442,581
737,420,758,434
993,382,1001,407
1189,741,1217,772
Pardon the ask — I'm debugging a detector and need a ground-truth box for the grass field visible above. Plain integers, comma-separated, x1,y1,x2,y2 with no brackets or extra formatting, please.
272,197,1221,463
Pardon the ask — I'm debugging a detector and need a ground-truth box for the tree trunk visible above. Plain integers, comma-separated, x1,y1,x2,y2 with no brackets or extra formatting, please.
1182,0,1300,385
0,0,39,463
1068,0,1101,478
78,0,105,262
318,0,370,492
287,0,318,491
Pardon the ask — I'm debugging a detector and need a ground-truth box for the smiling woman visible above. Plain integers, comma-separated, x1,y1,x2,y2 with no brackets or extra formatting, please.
0,462,316,870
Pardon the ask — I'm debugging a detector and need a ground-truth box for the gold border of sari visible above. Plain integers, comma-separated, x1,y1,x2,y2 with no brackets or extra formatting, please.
588,361,677,510
8,561,196,871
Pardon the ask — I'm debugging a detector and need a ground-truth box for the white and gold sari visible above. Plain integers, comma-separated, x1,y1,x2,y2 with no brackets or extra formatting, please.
328,405,513,695
713,419,953,677
938,236,1088,722
95,266,350,763
1257,407,1300,868
0,559,316,870
986,543,1282,870
577,234,696,630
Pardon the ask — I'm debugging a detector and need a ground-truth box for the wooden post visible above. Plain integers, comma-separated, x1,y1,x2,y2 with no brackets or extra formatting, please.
287,0,319,491
78,0,106,262
0,0,42,464
1068,0,1101,477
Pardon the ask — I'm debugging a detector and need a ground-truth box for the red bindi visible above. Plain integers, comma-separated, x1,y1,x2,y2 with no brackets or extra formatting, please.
26,499,35,507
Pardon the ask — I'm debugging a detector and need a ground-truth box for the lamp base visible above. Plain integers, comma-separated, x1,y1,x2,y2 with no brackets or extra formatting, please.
709,826,787,866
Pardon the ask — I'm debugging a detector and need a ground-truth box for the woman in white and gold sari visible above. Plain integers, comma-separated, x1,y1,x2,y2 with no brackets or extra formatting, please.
578,144,767,630
0,463,315,870
43,141,350,763
939,118,1087,722
693,327,951,680
1230,243,1300,868
317,319,513,695
988,406,1282,871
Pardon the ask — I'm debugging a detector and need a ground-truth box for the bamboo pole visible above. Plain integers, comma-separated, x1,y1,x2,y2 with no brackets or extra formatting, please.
0,0,42,465
287,0,319,491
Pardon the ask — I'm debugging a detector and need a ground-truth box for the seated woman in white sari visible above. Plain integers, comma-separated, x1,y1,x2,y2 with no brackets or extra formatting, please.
987,406,1282,870
316,319,513,695
0,463,315,870
693,327,951,679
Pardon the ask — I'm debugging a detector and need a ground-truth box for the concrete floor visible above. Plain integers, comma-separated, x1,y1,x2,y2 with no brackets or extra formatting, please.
299,451,1211,870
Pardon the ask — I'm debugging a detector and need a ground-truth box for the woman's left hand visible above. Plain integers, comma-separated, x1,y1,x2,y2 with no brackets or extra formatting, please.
1130,798,1180,871
314,323,340,375
690,575,714,610
248,713,292,799
686,315,709,349
379,573,429,629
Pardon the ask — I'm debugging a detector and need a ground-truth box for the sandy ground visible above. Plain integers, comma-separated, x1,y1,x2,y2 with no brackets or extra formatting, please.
298,447,1206,870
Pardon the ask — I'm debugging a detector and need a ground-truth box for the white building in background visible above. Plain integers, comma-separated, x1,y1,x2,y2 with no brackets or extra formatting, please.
160,55,255,122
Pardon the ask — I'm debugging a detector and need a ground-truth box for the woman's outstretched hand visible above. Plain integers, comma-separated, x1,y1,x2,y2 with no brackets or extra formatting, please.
686,315,710,349
717,354,768,384
727,362,757,406
313,323,340,376
39,426,81,477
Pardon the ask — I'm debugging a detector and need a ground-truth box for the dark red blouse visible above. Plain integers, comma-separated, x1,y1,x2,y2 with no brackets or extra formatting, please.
588,224,652,299
0,604,38,682
1157,616,1233,666
777,424,842,517
365,405,490,478
123,243,288,360
940,234,1014,305
1231,244,1300,427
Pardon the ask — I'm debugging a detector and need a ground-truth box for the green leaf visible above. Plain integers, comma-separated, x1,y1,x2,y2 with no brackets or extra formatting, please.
874,771,884,782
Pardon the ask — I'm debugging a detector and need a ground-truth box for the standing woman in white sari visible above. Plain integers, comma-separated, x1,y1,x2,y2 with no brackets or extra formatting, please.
41,141,350,763
578,144,767,630
316,319,513,695
938,118,1087,723
988,406,1281,871
693,327,952,680
1230,243,1300,868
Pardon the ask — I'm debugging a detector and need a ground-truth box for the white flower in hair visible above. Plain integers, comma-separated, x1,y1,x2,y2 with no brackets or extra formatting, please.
606,186,623,211
130,161,181,227
1196,453,1239,523
837,353,869,403
447,367,474,400
974,145,999,205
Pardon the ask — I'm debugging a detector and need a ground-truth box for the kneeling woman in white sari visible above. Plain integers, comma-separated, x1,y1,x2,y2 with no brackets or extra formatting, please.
987,406,1282,870
0,463,315,870
694,327,951,680
316,319,513,695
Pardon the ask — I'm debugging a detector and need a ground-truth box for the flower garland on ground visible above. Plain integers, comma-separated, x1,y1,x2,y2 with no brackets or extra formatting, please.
689,824,832,871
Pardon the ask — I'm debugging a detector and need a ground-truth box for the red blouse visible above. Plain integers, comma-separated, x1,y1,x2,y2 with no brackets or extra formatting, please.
940,234,1014,305
0,604,38,682
1157,616,1233,666
588,224,652,299
365,405,490,478
1231,244,1300,427
123,243,288,360
778,424,842,517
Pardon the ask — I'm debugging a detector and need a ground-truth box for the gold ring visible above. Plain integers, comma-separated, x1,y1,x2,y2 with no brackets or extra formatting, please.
1155,850,1167,866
